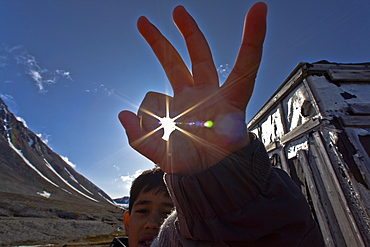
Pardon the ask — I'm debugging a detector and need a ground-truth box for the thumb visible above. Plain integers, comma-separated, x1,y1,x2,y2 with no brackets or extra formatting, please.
118,110,142,146
118,110,164,165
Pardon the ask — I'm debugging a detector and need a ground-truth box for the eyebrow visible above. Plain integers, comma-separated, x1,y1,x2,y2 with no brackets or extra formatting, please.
134,200,174,208
163,202,175,208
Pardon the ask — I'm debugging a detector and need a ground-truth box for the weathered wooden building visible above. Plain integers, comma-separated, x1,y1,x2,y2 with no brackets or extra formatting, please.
248,61,370,246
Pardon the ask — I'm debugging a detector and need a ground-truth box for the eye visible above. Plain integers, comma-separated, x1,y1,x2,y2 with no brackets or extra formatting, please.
162,211,172,217
136,209,149,214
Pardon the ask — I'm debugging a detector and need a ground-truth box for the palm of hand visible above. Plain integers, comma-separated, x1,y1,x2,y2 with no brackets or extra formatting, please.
138,86,248,175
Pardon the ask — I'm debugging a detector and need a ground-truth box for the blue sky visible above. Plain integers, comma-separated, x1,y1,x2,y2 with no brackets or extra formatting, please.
1,0,369,198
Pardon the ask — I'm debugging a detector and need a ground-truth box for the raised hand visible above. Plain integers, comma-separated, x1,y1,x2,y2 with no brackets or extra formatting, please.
119,2,267,175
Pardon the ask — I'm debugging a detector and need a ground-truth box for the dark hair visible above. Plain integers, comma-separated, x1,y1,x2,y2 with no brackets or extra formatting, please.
129,167,169,213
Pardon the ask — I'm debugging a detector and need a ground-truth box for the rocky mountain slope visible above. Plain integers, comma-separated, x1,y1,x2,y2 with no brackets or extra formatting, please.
0,98,125,246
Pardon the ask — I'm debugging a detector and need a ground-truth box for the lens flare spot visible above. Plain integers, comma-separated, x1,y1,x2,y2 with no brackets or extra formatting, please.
204,120,213,128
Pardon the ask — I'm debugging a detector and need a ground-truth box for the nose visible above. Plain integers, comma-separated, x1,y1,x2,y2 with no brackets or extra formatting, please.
144,212,162,230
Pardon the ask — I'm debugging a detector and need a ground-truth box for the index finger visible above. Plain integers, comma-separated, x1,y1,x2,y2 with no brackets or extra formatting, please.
137,16,193,95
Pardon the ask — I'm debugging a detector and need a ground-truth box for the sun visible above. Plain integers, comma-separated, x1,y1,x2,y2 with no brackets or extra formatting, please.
158,116,177,141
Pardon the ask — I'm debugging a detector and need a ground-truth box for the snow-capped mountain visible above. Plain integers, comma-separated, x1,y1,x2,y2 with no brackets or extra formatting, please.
113,196,129,205
0,97,113,205
113,196,130,209
0,96,126,246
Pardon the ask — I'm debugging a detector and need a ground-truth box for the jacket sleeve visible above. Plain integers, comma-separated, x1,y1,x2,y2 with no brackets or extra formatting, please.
164,134,324,246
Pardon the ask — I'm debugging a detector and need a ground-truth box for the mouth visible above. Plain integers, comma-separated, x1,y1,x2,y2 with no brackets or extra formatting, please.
139,239,153,246
138,235,156,247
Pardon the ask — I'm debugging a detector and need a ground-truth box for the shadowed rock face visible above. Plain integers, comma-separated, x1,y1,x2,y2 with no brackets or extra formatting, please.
0,98,125,246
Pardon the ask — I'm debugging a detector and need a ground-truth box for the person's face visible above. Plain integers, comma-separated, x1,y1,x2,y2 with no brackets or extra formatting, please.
124,190,174,247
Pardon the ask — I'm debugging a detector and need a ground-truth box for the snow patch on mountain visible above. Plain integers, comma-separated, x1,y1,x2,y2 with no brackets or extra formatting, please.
37,191,51,198
43,158,98,203
7,137,59,188
64,167,79,183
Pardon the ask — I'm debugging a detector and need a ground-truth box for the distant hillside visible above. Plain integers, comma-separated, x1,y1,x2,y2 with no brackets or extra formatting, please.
0,97,125,246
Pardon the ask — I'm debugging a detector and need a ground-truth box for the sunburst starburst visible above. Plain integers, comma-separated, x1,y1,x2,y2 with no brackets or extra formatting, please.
158,116,177,141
